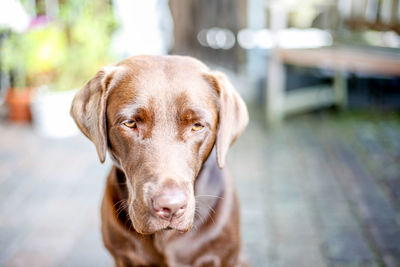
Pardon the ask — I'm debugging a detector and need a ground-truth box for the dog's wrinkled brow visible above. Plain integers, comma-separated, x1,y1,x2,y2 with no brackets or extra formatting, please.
116,101,213,124
115,104,151,123
179,107,212,125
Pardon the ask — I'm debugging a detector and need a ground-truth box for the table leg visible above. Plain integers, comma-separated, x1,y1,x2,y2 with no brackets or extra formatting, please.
333,69,347,109
266,51,285,125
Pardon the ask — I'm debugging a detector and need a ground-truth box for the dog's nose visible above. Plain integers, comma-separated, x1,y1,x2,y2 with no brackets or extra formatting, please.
152,189,187,221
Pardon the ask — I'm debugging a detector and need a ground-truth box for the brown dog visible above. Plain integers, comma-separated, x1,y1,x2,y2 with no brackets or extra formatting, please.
70,55,248,266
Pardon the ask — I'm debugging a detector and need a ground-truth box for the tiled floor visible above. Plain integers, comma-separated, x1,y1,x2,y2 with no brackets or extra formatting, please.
0,108,399,267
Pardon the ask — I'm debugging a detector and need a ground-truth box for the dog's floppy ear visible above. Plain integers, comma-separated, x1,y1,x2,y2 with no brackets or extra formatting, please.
70,66,120,163
204,71,249,169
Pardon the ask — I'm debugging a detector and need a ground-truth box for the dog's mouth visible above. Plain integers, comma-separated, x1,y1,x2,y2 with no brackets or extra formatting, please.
161,224,191,233
135,223,192,235
128,211,193,235
153,218,193,233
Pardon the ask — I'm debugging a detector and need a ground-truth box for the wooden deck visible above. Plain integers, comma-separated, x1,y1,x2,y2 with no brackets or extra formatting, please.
0,108,399,266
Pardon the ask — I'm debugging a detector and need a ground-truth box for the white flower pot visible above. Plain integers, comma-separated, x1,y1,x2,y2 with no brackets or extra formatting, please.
31,87,79,138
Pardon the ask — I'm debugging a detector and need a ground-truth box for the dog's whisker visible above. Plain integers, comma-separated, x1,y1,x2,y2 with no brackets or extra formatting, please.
119,206,133,231
195,200,217,226
194,207,209,227
206,204,217,215
115,201,128,219
116,205,126,217
115,204,125,215
195,199,217,215
205,206,217,225
125,217,134,231
113,199,127,209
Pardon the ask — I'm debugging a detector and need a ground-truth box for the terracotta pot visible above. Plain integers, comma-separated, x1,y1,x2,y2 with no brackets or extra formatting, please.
5,88,33,123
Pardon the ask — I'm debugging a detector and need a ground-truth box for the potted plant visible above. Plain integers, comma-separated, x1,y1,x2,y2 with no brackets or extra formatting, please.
30,0,116,137
2,31,33,122
2,0,116,134
2,19,67,123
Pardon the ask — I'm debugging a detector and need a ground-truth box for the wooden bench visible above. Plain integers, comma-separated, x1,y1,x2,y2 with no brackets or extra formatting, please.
266,46,400,124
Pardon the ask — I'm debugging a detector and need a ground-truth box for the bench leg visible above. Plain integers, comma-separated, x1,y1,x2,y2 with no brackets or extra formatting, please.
266,52,285,125
333,70,347,109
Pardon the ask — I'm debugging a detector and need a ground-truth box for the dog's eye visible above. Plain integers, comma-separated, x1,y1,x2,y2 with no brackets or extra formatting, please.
192,123,204,131
123,120,137,128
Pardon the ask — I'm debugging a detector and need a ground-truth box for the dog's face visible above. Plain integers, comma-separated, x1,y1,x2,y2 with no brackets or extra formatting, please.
106,57,219,234
71,56,248,234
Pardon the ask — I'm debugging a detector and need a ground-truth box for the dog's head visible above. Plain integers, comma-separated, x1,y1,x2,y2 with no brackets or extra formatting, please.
71,55,248,234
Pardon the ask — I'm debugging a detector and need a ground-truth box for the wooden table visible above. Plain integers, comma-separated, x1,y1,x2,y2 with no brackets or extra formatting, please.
266,46,400,124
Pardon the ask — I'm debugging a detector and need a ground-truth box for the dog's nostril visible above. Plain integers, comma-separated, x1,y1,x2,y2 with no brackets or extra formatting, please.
175,206,186,218
155,207,172,220
152,190,187,221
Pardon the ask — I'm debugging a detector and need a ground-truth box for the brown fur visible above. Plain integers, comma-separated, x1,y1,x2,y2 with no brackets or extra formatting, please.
70,55,248,266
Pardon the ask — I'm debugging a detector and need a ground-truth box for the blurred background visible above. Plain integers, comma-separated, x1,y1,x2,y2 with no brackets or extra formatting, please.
0,0,400,266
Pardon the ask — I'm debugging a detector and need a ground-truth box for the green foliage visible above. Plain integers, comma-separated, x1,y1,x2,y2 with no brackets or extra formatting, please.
2,32,27,88
3,23,67,88
2,0,117,91
54,0,117,91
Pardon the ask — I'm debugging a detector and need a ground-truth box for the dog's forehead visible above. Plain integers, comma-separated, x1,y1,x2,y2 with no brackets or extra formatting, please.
107,56,217,121
123,56,209,89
